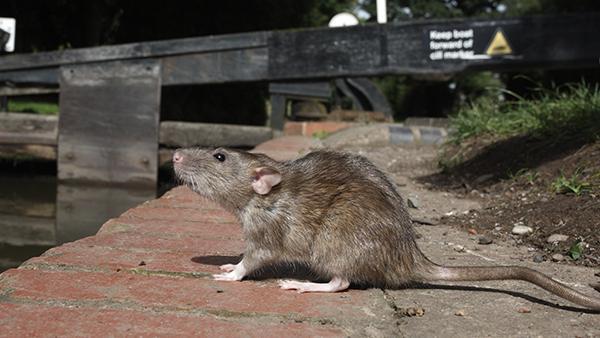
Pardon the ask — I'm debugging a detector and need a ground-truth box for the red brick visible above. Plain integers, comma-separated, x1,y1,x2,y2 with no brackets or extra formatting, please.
25,243,239,275
2,269,379,321
120,206,237,223
72,232,245,254
161,185,205,201
0,303,345,337
303,122,350,138
98,218,243,239
283,121,305,136
142,189,224,210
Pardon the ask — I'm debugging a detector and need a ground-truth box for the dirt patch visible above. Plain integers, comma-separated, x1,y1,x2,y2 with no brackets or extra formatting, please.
421,134,600,267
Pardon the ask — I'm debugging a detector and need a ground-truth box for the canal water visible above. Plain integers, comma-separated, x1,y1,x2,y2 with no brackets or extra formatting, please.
0,160,171,272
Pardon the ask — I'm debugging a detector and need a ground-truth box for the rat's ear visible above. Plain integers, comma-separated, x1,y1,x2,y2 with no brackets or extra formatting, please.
252,167,282,195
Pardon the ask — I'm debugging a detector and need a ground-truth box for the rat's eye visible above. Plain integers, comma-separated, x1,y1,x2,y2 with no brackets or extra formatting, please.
213,153,226,162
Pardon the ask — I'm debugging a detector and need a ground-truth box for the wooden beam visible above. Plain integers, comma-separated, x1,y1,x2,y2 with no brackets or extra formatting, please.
160,121,273,147
269,25,386,80
269,13,600,78
2,13,599,86
0,86,59,96
0,32,269,72
0,144,56,160
57,60,161,186
0,113,57,145
0,115,275,159
161,47,268,85
0,68,59,85
269,82,331,99
269,94,286,131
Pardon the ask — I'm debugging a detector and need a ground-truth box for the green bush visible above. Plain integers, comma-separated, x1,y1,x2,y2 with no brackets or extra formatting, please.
449,82,600,142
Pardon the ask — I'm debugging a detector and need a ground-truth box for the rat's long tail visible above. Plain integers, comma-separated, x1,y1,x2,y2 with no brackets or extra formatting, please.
418,263,600,310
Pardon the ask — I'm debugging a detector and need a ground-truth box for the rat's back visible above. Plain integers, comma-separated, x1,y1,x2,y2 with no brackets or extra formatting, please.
277,150,425,286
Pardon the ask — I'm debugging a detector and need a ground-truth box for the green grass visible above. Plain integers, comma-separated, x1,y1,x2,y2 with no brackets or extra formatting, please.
551,169,591,196
449,82,600,142
507,168,539,185
8,100,59,115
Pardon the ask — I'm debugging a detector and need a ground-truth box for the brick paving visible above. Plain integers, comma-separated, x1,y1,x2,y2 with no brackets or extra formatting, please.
0,135,399,337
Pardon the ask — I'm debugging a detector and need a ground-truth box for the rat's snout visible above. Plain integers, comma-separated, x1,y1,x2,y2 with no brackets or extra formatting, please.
172,151,184,164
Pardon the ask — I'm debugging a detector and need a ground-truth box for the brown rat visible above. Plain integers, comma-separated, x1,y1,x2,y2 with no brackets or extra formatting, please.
173,147,600,310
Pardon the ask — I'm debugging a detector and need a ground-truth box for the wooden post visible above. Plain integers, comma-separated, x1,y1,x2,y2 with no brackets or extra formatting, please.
57,60,161,187
268,82,332,130
269,94,286,131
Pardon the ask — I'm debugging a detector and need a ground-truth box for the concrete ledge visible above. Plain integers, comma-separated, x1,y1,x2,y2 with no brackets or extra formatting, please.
284,121,448,147
322,123,448,149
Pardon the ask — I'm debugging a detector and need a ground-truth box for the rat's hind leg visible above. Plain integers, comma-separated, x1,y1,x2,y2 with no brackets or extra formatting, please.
278,277,350,293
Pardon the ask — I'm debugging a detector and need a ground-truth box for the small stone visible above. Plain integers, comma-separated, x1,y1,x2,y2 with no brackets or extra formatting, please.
551,254,565,262
517,307,531,313
454,309,466,316
402,307,425,317
512,225,533,235
547,234,569,243
532,254,544,263
407,197,419,209
468,228,478,235
453,245,465,252
478,235,493,245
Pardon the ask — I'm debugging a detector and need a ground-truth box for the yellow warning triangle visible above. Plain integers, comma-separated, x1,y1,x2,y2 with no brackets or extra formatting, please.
486,29,512,56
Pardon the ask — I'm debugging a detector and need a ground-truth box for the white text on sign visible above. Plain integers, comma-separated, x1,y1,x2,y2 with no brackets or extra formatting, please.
429,29,474,60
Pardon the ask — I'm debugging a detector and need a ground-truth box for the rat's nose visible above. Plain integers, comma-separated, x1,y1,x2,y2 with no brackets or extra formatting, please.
172,151,184,164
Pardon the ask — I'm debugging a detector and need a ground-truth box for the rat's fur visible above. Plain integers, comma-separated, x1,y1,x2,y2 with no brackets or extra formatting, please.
174,147,600,310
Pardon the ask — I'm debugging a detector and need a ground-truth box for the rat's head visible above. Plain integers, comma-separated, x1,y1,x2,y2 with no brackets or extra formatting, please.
172,147,281,210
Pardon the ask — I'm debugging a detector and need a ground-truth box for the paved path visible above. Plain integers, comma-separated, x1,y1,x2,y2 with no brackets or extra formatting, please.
1,135,599,337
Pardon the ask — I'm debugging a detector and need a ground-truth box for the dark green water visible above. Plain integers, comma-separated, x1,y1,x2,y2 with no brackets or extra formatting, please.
0,171,158,273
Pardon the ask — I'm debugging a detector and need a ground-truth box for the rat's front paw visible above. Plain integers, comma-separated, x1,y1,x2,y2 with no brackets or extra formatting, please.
213,271,244,281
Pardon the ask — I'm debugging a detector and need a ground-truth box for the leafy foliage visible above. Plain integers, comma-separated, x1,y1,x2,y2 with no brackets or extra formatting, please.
8,100,58,115
568,240,584,260
449,82,600,142
551,169,591,196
